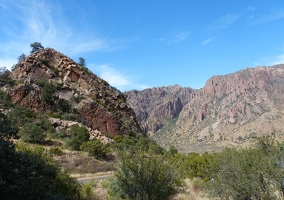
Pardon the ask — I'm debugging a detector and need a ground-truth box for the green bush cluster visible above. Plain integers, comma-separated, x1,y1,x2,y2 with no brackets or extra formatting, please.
66,125,90,150
109,151,181,200
80,139,107,159
205,137,284,200
0,113,82,200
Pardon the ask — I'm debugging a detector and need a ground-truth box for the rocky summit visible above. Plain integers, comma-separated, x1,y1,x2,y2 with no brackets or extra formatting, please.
1,48,142,139
125,65,284,152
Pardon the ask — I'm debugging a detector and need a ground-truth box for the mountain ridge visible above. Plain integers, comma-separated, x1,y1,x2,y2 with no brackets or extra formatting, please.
125,64,284,152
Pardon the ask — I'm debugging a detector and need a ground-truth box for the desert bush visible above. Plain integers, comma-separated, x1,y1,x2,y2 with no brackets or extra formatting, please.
19,122,46,143
1,140,82,200
80,139,107,159
205,136,284,200
41,82,56,105
49,147,63,156
67,125,90,150
8,105,36,127
111,151,181,200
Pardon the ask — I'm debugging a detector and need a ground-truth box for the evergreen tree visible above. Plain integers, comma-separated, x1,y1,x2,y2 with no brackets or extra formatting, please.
30,42,44,53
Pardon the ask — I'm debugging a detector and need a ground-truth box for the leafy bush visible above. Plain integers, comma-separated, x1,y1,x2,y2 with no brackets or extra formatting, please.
80,139,107,158
19,122,46,143
41,82,56,105
8,105,36,127
0,90,12,109
67,125,90,150
49,147,63,156
61,113,80,122
205,136,284,200
0,114,83,199
57,99,71,113
111,151,180,200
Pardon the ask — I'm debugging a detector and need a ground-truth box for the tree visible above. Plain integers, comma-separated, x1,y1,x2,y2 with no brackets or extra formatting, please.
17,53,26,63
205,137,283,200
112,152,180,200
0,66,7,75
30,42,44,53
78,57,86,67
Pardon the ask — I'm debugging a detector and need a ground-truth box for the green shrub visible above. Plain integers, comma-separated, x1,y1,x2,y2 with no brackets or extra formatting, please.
67,125,90,150
112,151,180,200
57,99,71,113
61,113,80,122
49,147,63,156
205,137,284,200
19,122,46,143
41,82,56,105
8,105,36,127
80,139,107,158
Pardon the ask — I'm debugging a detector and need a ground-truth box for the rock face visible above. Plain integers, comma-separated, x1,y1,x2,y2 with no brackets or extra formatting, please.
125,65,284,151
4,48,142,138
125,85,197,134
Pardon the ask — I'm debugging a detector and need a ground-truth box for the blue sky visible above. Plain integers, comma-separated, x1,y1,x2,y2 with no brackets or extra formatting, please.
1,0,284,91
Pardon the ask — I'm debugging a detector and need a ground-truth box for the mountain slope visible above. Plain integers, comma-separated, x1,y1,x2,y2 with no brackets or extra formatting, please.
125,85,197,135
125,65,284,151
2,48,142,137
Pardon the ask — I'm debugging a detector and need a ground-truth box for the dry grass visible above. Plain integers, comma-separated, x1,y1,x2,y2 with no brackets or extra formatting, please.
53,150,115,174
172,179,209,200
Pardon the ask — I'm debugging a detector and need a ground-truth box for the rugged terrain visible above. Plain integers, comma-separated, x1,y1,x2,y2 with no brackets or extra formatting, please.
1,48,142,140
125,64,284,152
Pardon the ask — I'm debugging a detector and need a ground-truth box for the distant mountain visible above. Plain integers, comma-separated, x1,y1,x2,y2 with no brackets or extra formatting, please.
1,48,142,139
125,65,284,152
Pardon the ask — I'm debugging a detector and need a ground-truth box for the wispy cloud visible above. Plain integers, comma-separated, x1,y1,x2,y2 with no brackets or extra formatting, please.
202,38,213,45
253,53,284,67
248,9,284,26
246,6,256,12
209,14,239,29
93,64,150,91
0,0,120,69
159,31,191,44
270,54,284,65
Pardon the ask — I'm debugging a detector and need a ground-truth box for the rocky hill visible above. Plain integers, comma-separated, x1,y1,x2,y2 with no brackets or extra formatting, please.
1,48,142,140
125,65,284,152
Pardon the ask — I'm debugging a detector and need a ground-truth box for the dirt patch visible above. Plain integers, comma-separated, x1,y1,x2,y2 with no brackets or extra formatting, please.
53,150,115,174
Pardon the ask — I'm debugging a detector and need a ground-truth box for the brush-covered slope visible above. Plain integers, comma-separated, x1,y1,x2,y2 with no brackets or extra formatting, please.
2,48,142,137
125,65,284,151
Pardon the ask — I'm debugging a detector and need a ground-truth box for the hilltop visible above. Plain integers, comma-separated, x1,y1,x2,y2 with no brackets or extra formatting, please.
1,48,142,141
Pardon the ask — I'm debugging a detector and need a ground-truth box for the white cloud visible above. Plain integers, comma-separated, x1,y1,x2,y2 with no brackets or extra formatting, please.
270,54,284,65
159,31,191,44
202,38,213,45
210,14,239,29
248,9,284,26
0,0,119,66
253,53,284,67
98,64,131,86
93,64,149,91
246,6,256,12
